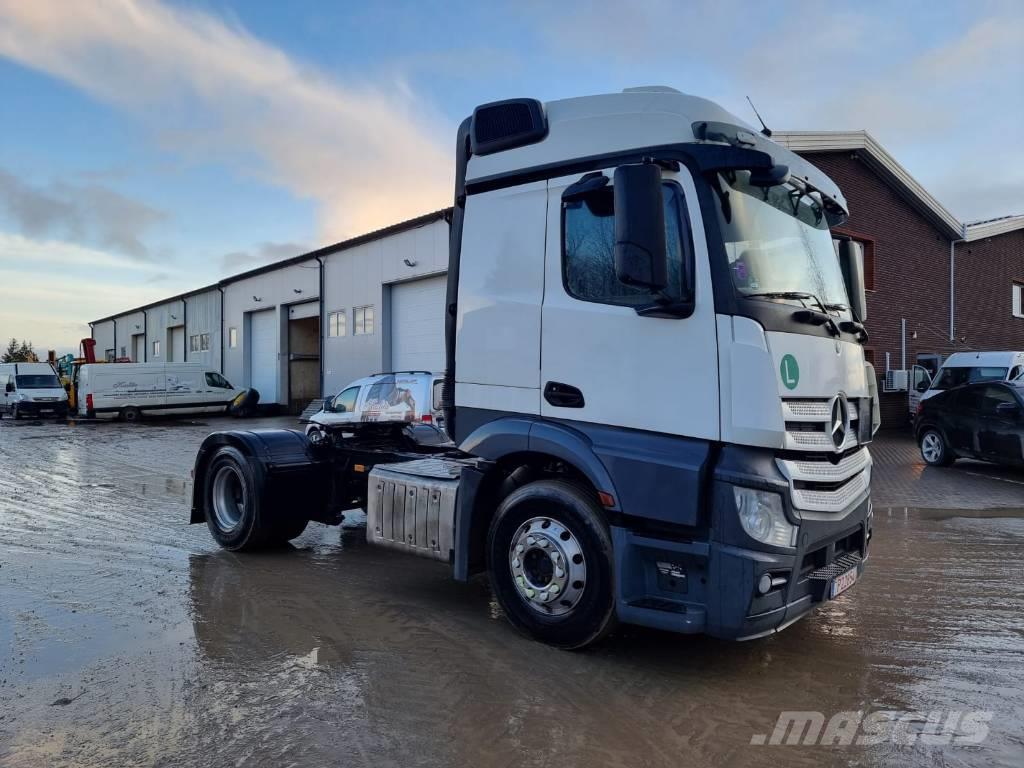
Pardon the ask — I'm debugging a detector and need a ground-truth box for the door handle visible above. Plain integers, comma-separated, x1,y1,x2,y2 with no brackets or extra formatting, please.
544,381,585,408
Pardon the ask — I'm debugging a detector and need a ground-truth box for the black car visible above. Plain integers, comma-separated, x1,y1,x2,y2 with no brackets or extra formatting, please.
916,381,1024,467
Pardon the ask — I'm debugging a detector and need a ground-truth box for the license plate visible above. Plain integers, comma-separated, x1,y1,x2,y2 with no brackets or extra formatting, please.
830,566,858,599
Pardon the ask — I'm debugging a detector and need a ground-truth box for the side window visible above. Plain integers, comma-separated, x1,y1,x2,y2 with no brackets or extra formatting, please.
1010,365,1023,381
981,385,1016,414
205,372,230,388
562,181,691,307
334,386,360,413
432,380,444,411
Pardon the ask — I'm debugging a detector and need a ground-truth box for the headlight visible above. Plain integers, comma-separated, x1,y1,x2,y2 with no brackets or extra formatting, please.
733,487,796,547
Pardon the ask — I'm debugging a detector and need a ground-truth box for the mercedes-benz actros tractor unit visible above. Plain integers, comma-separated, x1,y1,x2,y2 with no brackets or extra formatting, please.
189,87,879,649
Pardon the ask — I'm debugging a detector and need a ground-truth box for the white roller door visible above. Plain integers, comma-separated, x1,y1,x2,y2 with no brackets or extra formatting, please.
390,275,447,373
170,326,184,362
249,309,278,403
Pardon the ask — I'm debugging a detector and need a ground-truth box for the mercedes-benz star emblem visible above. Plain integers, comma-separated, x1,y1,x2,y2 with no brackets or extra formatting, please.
829,393,849,450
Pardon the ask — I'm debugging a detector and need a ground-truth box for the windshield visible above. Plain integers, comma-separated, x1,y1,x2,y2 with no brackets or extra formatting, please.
932,366,1007,390
714,170,850,316
16,374,61,389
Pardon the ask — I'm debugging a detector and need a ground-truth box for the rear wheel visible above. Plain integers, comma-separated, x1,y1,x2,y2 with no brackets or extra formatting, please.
920,428,954,466
203,445,308,550
121,406,142,423
487,480,616,650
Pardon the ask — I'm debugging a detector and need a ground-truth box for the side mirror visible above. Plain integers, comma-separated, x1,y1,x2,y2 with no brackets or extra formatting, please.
996,401,1022,418
5,382,13,393
613,163,667,292
915,380,930,393
838,239,868,321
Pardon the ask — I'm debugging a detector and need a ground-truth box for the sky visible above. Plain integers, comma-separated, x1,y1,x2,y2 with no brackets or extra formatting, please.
0,0,1021,354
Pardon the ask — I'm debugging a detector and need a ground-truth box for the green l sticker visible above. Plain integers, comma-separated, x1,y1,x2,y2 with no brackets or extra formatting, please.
780,354,800,390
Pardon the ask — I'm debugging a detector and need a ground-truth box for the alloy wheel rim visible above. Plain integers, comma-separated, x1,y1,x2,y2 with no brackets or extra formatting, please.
509,516,587,616
922,433,942,462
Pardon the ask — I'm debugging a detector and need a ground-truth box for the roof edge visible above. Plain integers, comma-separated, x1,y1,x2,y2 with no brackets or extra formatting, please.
772,130,966,240
90,208,452,326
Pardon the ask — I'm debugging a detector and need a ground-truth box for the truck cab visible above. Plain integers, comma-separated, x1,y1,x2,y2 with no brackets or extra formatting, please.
191,88,877,649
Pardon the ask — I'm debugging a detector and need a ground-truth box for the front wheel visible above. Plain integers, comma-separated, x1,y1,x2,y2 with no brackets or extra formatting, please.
920,428,954,466
487,480,616,650
121,406,142,423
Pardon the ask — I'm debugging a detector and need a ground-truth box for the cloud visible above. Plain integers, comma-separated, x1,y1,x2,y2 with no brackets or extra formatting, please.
0,0,453,244
0,230,160,271
220,241,308,273
0,169,165,259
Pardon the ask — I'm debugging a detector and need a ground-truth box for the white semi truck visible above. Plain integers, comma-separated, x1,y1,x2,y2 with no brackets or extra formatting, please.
190,87,879,649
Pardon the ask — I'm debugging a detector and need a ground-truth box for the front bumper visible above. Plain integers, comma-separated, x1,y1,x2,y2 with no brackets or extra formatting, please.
611,446,872,640
14,401,69,418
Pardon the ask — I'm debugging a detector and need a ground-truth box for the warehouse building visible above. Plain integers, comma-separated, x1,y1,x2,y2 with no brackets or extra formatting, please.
90,211,449,412
90,135,1021,423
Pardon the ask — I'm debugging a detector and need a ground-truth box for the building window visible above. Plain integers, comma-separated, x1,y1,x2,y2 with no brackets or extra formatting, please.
228,327,238,348
120,346,126,358
328,311,346,337
1013,282,1023,319
152,340,160,358
105,349,115,362
562,181,691,306
354,306,374,335
201,333,210,351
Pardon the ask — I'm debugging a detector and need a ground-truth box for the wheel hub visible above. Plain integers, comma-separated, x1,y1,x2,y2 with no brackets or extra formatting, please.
212,465,245,531
509,516,586,616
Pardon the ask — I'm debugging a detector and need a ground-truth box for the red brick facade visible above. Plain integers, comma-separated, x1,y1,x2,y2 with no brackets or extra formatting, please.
796,151,1024,427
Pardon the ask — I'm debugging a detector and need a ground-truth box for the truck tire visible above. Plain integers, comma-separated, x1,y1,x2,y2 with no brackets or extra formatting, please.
202,445,307,550
487,479,617,650
121,406,142,423
919,427,954,466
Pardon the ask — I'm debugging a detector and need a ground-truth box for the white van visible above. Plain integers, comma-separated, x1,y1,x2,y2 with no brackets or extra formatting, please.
910,351,1024,416
77,363,243,422
0,362,69,420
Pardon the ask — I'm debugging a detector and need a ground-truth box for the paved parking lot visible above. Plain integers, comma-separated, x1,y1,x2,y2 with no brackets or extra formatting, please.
870,431,1024,510
1,415,1022,768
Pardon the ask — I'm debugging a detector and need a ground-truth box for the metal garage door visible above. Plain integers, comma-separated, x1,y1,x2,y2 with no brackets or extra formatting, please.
390,275,447,373
249,309,278,403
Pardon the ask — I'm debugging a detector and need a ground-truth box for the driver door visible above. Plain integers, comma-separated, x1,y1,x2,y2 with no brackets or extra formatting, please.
909,365,932,418
540,167,718,439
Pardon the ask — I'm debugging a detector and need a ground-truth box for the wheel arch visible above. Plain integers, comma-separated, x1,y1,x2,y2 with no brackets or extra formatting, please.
453,417,618,581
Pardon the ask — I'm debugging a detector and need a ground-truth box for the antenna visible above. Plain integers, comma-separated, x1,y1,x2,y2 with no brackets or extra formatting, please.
746,96,772,137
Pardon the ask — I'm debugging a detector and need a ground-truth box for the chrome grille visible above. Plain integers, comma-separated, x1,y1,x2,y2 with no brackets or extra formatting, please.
776,447,872,513
782,397,860,453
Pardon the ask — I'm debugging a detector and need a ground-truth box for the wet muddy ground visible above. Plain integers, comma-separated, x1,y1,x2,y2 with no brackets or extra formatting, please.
1,417,1023,767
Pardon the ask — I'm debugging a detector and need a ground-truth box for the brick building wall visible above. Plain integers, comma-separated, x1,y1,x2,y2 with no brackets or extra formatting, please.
795,151,1024,427
954,229,1024,351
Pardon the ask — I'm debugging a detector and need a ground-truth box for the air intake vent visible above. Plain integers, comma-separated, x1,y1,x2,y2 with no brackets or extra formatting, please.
470,98,547,156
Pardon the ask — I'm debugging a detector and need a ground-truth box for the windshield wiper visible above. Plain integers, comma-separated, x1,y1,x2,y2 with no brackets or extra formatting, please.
744,291,841,337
